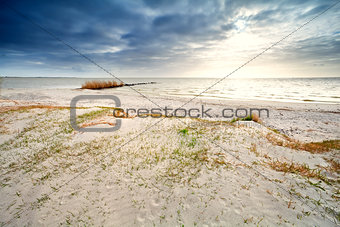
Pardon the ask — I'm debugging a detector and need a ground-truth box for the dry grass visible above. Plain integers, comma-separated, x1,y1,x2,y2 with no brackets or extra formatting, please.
251,113,260,122
328,159,340,174
267,160,328,183
249,143,260,157
0,105,69,113
265,133,340,154
303,140,340,153
81,120,116,128
81,80,124,89
319,159,340,174
230,113,261,123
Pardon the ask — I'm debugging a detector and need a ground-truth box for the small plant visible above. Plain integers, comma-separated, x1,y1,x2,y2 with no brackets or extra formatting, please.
230,118,238,123
243,115,253,121
249,143,260,157
178,128,189,135
188,137,197,147
36,194,50,207
230,113,260,123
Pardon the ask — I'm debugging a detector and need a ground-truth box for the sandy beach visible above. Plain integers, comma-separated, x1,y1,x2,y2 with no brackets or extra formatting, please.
2,0,340,225
0,88,339,226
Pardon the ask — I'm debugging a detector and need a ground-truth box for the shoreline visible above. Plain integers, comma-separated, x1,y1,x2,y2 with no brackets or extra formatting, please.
1,87,339,142
2,76,339,105
2,87,340,105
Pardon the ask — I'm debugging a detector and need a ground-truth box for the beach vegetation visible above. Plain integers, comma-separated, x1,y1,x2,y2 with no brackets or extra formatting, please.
1,106,338,224
249,143,260,157
81,80,124,89
266,133,340,153
303,140,340,153
0,105,71,114
76,108,112,126
320,158,340,174
35,194,50,208
178,128,189,135
266,160,330,184
188,137,197,147
230,113,260,123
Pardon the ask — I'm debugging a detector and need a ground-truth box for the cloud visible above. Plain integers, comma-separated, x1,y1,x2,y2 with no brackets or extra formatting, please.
0,0,339,77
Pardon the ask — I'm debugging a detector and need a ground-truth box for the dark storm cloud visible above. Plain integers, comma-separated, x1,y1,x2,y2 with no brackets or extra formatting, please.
0,0,339,76
0,0,141,51
284,35,340,63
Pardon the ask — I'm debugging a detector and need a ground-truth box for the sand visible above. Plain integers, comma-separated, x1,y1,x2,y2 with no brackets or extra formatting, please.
0,88,339,226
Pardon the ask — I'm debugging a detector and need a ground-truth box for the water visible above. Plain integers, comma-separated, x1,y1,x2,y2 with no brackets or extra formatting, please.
1,77,339,104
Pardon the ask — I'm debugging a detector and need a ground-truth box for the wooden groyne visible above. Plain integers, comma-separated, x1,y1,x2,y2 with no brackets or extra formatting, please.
125,82,156,86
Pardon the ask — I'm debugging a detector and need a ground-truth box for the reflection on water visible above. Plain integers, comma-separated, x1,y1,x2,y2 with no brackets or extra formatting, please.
1,77,340,104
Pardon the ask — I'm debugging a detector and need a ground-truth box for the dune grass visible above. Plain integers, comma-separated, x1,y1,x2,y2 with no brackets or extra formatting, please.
266,132,340,154
266,160,329,183
230,113,260,123
0,105,70,114
81,80,124,89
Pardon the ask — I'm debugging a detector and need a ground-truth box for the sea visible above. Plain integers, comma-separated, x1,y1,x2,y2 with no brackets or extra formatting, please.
1,77,339,104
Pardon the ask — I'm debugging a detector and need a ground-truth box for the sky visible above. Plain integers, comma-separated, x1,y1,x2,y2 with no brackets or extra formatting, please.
0,0,340,78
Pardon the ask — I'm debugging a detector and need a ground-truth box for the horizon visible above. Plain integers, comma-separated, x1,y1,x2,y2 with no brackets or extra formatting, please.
2,76,340,79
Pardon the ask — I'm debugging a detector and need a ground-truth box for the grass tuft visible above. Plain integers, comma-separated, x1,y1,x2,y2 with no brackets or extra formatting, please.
178,128,189,136
267,160,329,184
81,80,124,89
230,113,260,123
266,133,340,154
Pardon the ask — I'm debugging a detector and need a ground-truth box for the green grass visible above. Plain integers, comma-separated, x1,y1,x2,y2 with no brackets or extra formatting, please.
178,128,189,135
230,115,253,123
76,108,112,124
